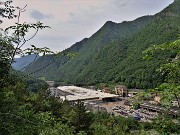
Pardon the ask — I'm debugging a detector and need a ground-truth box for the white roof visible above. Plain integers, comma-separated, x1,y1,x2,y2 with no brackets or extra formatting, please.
57,86,118,101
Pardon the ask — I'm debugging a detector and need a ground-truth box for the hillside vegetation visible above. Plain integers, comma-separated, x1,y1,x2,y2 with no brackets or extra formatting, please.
12,54,39,71
1,1,180,134
25,0,180,89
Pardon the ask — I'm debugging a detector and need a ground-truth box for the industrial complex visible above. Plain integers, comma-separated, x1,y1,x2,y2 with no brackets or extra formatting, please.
47,81,179,122
57,86,118,101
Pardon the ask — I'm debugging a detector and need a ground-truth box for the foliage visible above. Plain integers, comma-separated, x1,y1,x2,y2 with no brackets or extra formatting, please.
0,79,72,135
90,112,143,135
0,1,53,87
141,38,180,109
135,34,180,135
143,39,180,83
1,1,180,135
24,15,155,86
0,0,17,24
152,116,180,134
25,0,180,89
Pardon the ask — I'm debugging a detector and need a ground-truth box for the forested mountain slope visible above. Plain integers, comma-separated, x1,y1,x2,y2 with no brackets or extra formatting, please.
12,54,39,71
25,0,180,89
25,15,154,79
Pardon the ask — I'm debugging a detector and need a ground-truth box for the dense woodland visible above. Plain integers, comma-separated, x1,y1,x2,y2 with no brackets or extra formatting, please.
24,0,180,89
0,0,180,135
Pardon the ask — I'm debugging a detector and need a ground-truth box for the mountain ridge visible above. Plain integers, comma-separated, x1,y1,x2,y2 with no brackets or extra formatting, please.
24,0,179,88
25,15,154,80
12,54,39,71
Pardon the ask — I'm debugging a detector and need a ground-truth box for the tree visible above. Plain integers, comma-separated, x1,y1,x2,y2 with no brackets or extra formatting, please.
61,100,93,134
134,38,180,134
0,0,17,24
0,1,58,134
0,1,53,87
143,38,180,109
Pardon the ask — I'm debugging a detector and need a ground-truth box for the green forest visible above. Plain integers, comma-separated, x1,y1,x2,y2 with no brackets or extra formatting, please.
24,0,180,89
0,0,180,135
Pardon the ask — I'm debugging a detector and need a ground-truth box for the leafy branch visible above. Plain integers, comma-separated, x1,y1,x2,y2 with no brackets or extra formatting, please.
0,1,52,87
139,38,180,110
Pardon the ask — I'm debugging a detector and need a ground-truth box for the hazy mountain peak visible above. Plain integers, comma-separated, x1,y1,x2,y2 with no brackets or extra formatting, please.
12,54,39,71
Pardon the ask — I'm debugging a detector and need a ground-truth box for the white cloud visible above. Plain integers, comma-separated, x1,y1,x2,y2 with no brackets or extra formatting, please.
1,0,174,52
30,10,53,20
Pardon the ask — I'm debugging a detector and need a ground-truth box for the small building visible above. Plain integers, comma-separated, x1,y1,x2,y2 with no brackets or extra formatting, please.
102,88,112,94
172,99,180,107
140,102,180,116
128,89,144,97
154,95,161,103
172,101,179,107
115,85,128,97
150,94,180,108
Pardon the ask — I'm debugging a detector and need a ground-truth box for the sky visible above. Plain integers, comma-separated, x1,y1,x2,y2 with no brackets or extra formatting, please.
1,0,174,52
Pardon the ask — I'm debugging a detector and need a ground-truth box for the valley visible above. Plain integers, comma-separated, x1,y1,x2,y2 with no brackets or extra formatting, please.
1,0,180,134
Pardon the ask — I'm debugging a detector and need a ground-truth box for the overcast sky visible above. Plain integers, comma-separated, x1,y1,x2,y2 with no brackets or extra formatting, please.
1,0,174,52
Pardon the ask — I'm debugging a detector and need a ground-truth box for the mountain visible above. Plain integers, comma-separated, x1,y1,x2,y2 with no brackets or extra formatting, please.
25,15,154,79
12,54,39,71
24,0,180,88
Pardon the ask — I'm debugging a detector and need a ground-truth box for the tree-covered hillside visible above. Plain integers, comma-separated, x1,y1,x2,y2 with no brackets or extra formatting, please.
25,0,180,89
24,15,154,81
12,54,39,71
1,1,179,134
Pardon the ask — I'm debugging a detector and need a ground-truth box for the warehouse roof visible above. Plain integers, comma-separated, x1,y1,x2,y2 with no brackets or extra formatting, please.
57,86,118,101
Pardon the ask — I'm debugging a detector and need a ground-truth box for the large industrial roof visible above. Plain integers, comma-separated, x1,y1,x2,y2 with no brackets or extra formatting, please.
57,86,118,101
